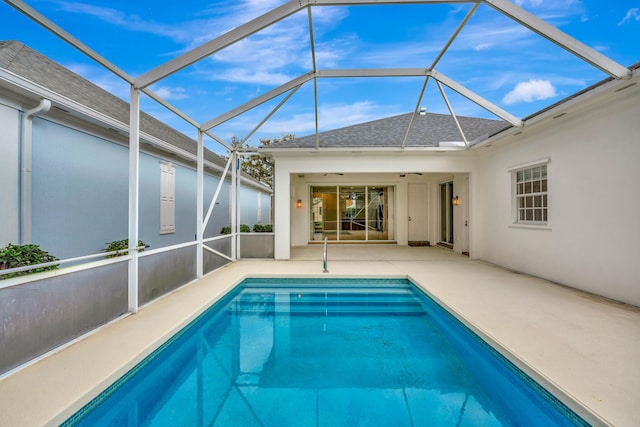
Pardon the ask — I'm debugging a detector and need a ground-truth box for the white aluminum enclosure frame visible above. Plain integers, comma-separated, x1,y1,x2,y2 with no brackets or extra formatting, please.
3,0,631,314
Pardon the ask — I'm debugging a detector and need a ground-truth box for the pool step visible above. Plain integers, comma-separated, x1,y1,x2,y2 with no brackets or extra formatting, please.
235,292,425,314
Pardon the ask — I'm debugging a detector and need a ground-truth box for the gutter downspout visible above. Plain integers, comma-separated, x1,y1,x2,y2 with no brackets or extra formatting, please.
20,98,51,244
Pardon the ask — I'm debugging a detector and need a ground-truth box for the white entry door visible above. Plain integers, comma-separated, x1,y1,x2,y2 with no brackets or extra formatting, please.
408,183,428,243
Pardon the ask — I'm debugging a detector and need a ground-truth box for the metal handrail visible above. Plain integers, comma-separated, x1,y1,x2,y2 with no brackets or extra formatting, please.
323,237,329,273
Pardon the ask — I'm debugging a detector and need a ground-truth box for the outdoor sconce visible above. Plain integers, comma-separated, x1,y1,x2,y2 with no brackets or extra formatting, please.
452,196,460,206
296,199,303,208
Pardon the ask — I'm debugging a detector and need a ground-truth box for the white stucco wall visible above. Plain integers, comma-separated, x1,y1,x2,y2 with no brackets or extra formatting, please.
0,94,271,260
473,84,640,306
0,100,20,246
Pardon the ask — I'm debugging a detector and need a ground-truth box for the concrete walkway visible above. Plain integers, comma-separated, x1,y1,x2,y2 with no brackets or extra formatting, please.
0,246,638,426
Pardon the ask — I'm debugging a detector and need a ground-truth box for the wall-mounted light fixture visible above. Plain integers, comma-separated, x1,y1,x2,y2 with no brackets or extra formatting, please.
452,196,460,206
296,199,303,208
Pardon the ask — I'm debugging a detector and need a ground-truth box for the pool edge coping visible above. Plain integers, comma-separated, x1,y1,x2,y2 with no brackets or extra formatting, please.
55,271,608,427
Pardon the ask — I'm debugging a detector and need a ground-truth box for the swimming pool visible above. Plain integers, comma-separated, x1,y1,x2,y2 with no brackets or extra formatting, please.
63,278,588,426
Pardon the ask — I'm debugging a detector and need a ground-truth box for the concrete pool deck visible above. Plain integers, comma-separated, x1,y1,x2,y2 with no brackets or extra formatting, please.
0,245,638,426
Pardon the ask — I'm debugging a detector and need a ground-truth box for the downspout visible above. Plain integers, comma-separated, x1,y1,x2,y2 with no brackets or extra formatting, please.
20,98,51,244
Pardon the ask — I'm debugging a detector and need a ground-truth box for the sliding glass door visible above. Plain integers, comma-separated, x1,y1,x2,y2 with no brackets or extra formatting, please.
310,186,395,242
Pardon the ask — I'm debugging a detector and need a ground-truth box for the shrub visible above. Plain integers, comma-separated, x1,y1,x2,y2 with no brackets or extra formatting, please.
221,224,269,233
104,239,148,258
0,243,59,279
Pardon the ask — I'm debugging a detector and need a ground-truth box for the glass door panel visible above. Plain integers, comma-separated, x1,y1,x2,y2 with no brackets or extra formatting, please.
367,186,393,241
339,186,366,240
310,186,338,241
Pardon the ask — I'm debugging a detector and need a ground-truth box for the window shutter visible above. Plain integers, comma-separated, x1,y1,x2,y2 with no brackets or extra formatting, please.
160,162,175,234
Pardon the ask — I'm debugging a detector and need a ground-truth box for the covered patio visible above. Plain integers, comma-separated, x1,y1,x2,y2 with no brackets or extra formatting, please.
1,1,638,425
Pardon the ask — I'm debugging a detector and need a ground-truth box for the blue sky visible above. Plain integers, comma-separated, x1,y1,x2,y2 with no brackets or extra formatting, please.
1,0,638,153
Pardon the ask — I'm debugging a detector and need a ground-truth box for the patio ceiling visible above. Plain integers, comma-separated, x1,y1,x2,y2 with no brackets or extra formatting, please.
4,0,632,152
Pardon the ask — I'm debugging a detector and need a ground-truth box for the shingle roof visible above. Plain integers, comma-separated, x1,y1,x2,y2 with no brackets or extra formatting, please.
0,40,229,168
270,112,510,149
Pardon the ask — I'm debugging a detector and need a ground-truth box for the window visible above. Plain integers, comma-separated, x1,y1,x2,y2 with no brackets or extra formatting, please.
514,163,548,225
160,161,175,234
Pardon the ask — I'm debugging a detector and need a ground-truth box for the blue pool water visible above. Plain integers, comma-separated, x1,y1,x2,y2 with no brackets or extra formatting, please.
64,278,588,426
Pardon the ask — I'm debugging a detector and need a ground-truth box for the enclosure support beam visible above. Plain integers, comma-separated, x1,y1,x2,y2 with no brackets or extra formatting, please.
401,76,429,149
135,0,307,89
230,149,238,261
430,2,479,70
202,72,314,131
437,80,469,148
235,150,242,260
4,0,134,84
241,86,302,146
203,155,234,230
430,70,523,127
196,131,204,279
485,0,631,79
128,87,141,313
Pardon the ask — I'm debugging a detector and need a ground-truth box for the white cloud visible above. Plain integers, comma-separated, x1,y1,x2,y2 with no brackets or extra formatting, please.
514,0,545,7
618,8,640,26
56,2,127,24
211,68,293,86
152,86,189,101
56,2,192,42
456,19,533,52
502,79,557,105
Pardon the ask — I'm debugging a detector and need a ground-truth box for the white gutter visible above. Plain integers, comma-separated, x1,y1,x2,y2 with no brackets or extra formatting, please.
20,98,51,244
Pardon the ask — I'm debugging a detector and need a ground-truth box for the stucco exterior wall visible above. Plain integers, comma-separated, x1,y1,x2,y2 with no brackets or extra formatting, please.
0,108,270,261
473,85,640,306
0,100,20,246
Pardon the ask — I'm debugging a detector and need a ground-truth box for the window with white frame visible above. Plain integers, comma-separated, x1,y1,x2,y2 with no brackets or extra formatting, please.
160,161,175,234
514,163,548,225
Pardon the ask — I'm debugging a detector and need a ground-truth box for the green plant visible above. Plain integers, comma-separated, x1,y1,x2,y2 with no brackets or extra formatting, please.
252,223,264,232
104,238,148,258
220,226,231,235
263,224,272,232
240,224,251,233
0,243,59,279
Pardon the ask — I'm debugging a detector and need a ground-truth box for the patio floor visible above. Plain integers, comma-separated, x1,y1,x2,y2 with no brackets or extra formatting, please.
0,245,638,426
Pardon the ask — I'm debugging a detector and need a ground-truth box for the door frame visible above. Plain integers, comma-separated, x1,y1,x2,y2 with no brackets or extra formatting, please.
439,180,454,246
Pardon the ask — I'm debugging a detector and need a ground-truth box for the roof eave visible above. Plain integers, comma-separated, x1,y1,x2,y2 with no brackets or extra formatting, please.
259,145,468,155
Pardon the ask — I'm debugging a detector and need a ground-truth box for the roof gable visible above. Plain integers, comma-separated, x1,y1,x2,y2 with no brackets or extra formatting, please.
270,112,510,149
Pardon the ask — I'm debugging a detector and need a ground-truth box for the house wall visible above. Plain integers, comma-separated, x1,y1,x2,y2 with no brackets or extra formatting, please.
0,101,20,246
239,186,265,227
0,108,270,261
473,85,640,306
272,153,476,259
